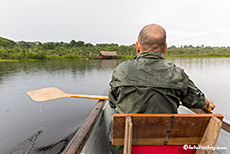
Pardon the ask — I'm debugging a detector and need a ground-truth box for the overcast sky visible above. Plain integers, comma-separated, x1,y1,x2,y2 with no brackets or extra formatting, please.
1,0,230,47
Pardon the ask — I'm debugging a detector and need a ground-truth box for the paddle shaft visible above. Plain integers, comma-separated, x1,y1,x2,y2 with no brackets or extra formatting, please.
70,95,212,111
71,94,108,100
72,95,213,112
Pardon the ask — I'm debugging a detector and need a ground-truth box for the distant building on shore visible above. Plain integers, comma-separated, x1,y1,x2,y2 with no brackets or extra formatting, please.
98,51,117,59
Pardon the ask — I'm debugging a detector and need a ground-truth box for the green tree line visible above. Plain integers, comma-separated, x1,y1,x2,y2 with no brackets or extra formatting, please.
0,36,230,60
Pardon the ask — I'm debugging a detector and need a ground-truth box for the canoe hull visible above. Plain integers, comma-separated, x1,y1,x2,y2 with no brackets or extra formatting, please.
81,111,110,154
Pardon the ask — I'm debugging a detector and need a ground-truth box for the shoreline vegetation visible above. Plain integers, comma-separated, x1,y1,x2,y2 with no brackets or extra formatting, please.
1,36,230,61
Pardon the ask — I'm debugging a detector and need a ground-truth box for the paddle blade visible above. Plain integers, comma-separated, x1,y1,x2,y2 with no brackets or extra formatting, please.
26,87,70,102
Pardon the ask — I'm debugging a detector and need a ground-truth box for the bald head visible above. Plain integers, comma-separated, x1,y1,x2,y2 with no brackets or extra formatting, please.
138,24,166,53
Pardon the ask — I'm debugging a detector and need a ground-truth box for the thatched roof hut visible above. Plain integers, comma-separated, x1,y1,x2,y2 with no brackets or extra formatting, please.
99,51,117,59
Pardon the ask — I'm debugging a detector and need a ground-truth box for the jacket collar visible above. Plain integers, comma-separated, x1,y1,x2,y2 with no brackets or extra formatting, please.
135,51,165,60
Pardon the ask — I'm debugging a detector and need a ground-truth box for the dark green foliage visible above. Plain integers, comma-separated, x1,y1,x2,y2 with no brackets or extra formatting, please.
18,41,30,49
165,45,230,58
0,37,17,48
85,43,94,47
0,36,230,60
43,42,56,50
69,40,77,47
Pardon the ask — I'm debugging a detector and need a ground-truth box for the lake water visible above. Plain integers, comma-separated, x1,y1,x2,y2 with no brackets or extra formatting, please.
0,58,230,153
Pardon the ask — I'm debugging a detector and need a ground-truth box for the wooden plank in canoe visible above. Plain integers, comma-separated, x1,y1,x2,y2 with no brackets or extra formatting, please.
196,116,223,154
113,114,171,145
112,114,223,146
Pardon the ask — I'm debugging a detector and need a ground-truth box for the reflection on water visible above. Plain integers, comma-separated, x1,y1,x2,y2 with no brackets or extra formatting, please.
0,59,122,154
0,58,230,153
0,60,119,82
9,130,43,154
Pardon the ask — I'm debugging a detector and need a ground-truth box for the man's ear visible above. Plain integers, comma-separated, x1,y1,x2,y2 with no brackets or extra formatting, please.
162,43,167,54
136,41,141,54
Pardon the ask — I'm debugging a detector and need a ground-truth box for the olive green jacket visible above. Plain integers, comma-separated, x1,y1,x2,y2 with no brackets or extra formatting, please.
108,51,205,114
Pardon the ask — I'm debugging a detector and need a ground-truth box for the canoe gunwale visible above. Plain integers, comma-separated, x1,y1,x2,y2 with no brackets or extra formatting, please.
63,99,107,154
190,108,230,132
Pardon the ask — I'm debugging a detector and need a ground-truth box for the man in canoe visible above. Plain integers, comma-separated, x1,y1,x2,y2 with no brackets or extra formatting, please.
107,23,215,153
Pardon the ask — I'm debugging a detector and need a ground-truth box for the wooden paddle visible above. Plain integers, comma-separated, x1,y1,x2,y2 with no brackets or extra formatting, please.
26,87,108,102
26,87,211,111
26,87,229,132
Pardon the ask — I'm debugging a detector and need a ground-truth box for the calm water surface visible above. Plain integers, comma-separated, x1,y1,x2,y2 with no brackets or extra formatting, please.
0,58,229,153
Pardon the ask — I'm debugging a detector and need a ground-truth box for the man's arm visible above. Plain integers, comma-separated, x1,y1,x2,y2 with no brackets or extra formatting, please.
181,79,215,110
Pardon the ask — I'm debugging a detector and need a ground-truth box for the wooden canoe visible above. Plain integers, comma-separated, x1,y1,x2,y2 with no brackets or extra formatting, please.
63,99,230,154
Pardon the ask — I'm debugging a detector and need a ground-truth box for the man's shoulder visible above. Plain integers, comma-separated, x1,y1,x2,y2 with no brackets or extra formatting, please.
164,60,185,73
115,59,136,71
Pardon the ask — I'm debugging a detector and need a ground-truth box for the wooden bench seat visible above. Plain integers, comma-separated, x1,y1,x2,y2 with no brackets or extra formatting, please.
112,114,223,154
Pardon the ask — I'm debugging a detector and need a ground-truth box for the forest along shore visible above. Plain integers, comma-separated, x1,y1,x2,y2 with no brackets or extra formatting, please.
1,36,230,61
